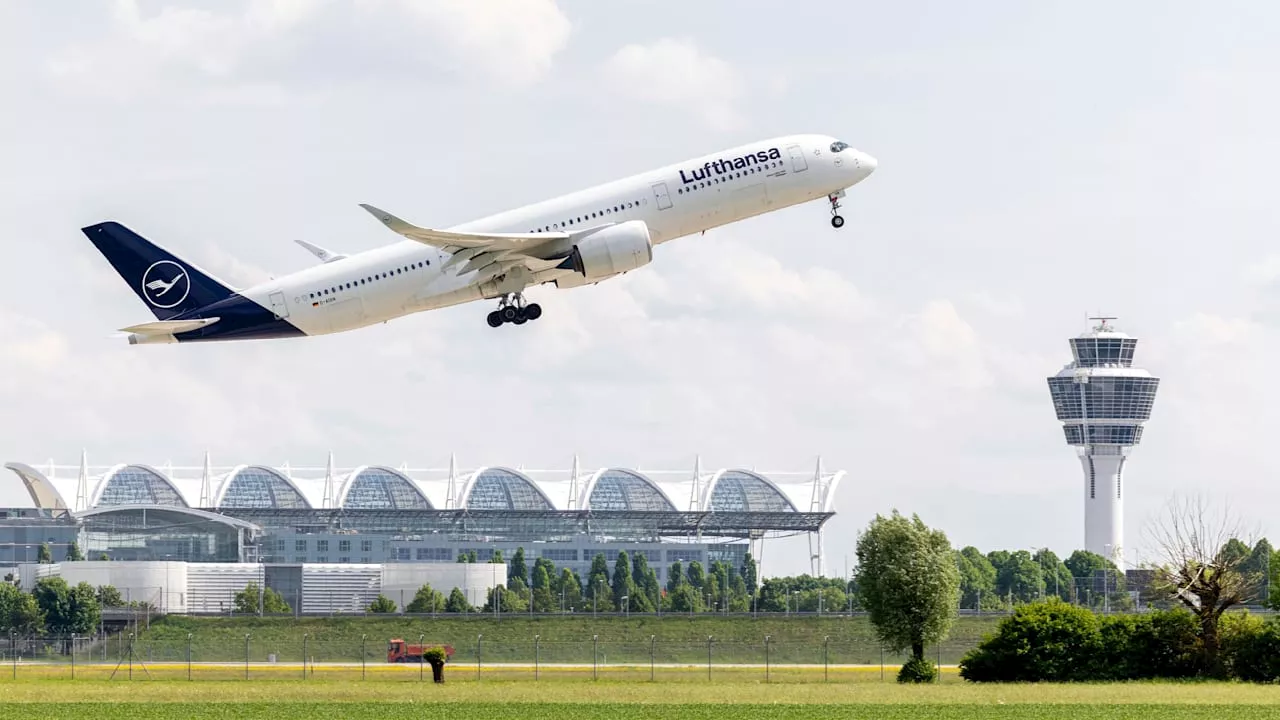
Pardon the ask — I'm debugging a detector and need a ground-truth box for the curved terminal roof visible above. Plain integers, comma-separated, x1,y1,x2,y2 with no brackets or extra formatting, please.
339,466,433,510
94,464,187,508
582,469,677,511
217,465,311,509
703,470,798,513
461,467,555,511
2,461,832,514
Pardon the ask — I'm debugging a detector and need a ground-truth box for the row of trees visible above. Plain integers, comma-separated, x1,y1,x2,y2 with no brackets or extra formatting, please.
852,497,1279,682
0,578,133,636
31,542,110,564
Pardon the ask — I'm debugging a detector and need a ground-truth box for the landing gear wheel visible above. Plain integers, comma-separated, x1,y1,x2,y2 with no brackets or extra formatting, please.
524,303,542,321
512,311,528,325
487,311,503,328
831,215,845,228
500,306,519,323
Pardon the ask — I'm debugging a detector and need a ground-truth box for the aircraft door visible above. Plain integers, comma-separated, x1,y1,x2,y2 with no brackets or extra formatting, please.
787,145,808,173
268,291,290,319
651,181,673,210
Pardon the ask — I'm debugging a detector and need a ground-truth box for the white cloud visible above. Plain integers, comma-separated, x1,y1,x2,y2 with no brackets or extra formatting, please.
45,0,570,98
601,38,746,130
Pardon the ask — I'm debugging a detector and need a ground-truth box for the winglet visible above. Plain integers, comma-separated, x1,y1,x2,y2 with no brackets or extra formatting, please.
359,204,412,233
294,239,347,263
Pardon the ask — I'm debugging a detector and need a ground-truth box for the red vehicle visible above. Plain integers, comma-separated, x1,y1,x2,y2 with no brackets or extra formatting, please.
387,638,455,663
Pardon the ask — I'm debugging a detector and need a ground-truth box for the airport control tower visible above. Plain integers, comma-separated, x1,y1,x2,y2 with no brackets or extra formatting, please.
1047,318,1160,568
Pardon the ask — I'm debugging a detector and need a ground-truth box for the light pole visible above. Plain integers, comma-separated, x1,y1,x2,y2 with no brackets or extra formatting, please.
621,595,629,618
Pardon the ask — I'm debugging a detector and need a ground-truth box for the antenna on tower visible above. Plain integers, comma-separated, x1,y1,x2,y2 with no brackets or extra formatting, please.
1088,314,1117,333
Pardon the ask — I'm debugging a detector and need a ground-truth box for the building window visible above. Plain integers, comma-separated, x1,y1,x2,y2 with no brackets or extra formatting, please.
362,540,373,553
317,540,329,552
317,556,327,563
339,540,351,553
361,557,371,564
339,557,350,563
295,540,307,552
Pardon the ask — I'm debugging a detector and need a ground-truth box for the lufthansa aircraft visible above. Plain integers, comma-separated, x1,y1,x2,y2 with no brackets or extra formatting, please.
83,134,876,344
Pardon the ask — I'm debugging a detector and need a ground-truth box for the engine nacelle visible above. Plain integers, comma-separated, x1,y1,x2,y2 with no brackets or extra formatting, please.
559,221,653,288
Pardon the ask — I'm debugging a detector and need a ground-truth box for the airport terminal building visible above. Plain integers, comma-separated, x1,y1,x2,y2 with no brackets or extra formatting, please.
0,456,842,609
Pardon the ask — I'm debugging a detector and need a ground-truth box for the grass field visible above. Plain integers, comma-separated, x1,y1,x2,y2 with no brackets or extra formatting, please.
100,614,1002,665
1,679,1279,719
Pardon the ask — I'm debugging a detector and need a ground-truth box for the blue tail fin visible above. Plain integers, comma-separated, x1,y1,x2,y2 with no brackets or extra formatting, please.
82,222,237,320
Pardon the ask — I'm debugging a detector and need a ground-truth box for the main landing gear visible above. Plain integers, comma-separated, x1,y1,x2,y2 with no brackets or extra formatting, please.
828,192,845,228
486,293,542,328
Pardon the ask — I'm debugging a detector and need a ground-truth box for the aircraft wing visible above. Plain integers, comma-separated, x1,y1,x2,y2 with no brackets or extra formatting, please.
120,318,220,335
294,239,348,263
359,204,569,252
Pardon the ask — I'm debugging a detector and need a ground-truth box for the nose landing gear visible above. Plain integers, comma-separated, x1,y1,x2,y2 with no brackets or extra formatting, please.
486,293,542,328
828,192,845,228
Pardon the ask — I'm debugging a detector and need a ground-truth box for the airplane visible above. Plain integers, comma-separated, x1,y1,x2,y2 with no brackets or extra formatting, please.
83,134,877,344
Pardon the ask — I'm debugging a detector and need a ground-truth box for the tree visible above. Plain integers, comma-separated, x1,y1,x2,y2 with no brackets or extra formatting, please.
667,583,703,613
37,543,51,564
631,553,659,612
1033,548,1073,602
232,583,290,615
955,547,997,610
34,578,99,637
531,565,554,612
666,561,684,596
367,594,398,613
612,551,635,611
686,561,706,592
445,587,471,613
406,584,444,614
1064,549,1125,609
490,549,504,564
1242,539,1273,606
509,547,529,587
585,553,612,610
741,553,758,597
1144,495,1261,677
994,550,1044,604
95,585,124,608
261,586,291,614
854,510,960,682
484,585,525,613
558,568,583,611
64,542,84,562
97,554,109,562
0,584,41,631
960,598,1103,682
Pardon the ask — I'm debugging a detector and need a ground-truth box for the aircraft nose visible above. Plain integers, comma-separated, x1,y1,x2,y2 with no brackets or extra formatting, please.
857,151,877,177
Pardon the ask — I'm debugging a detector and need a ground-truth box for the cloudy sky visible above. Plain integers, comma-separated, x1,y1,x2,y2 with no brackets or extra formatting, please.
1,0,1278,575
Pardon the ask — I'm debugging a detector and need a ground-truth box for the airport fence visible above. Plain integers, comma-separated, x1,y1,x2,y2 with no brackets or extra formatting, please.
0,631,985,682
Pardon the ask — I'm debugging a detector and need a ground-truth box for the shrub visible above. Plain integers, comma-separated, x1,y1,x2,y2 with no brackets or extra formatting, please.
897,655,937,683
1096,609,1200,680
959,598,1102,682
1221,611,1278,682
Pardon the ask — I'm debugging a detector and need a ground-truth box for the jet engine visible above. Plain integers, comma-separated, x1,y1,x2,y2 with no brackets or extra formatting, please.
556,221,653,288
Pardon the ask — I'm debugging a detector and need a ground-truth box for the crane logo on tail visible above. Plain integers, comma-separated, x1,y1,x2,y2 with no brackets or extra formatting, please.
140,260,191,309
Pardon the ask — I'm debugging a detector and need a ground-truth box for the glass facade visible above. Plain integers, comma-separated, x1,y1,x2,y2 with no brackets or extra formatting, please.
1047,377,1159,421
80,507,251,562
586,470,676,511
342,468,432,510
98,466,187,508
1063,424,1144,446
1070,337,1137,367
0,509,79,564
464,469,552,510
708,471,796,512
219,467,310,509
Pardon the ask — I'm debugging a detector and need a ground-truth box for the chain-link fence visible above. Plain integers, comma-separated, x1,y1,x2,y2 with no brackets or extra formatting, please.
0,630,987,683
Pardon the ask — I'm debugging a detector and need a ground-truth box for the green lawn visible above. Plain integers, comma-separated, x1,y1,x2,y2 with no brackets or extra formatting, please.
1,680,1280,720
105,614,1002,665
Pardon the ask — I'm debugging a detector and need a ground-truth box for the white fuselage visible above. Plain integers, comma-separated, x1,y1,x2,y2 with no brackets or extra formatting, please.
242,133,875,337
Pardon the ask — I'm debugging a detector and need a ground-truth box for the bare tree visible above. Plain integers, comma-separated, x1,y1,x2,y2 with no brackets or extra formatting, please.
1143,494,1261,677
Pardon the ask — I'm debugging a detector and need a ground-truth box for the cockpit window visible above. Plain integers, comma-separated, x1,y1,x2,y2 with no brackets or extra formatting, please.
830,141,850,153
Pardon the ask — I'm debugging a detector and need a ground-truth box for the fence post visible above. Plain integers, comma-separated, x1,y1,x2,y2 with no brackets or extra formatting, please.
649,635,655,682
879,647,884,682
764,635,770,684
592,635,598,681
244,634,250,680
10,629,15,680
419,634,425,682
71,633,76,680
477,634,482,682
937,643,942,683
534,635,540,681
824,635,830,682
706,636,712,681
362,634,367,680
128,633,134,681
187,633,192,681
302,634,309,679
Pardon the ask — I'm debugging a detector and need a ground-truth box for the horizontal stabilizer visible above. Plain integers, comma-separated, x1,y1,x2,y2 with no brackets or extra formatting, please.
119,318,220,335
294,239,348,263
